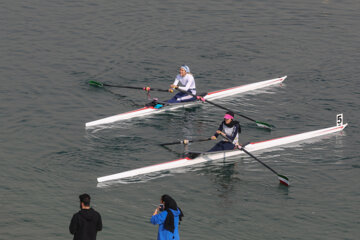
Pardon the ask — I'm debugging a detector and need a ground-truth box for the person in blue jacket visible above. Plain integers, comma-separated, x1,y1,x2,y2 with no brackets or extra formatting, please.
151,194,184,240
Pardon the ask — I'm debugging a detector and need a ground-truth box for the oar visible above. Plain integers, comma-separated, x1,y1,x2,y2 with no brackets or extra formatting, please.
176,88,274,129
89,80,169,92
220,134,289,186
240,145,289,186
160,137,212,146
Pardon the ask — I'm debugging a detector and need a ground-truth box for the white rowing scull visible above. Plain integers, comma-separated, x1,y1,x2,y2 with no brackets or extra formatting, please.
97,114,347,183
86,76,287,127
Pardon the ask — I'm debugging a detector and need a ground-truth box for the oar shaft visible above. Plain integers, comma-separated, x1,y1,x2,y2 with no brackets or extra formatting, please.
205,99,256,122
102,84,143,90
190,138,212,143
240,147,278,175
220,135,288,185
161,137,212,146
176,88,257,122
90,81,168,92
160,140,183,146
105,84,168,92
240,146,289,186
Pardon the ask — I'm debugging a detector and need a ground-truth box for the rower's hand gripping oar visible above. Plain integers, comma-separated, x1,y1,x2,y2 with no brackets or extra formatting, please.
175,88,275,129
160,137,212,146
89,80,169,92
220,133,289,186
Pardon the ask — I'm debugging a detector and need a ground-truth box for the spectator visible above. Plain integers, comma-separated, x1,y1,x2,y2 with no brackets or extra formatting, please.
151,194,184,240
69,193,102,240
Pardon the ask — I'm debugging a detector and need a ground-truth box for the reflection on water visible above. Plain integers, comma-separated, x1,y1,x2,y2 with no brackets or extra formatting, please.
201,161,240,201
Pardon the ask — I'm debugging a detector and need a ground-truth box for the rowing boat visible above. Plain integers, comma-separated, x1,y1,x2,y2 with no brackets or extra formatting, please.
86,76,287,127
97,114,347,183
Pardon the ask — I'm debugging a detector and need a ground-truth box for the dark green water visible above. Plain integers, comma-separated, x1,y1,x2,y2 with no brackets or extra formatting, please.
1,0,359,239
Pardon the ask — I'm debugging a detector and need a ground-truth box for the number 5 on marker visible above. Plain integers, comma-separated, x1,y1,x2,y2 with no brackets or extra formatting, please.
336,113,343,126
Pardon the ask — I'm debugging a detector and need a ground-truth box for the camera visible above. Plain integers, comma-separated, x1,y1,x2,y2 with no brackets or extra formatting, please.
159,204,164,211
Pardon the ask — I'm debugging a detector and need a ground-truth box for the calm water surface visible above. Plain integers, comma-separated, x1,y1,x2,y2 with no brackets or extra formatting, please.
1,0,359,239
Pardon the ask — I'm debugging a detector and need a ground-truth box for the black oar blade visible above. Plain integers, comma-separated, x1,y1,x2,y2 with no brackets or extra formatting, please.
255,121,275,129
89,80,104,88
277,174,289,186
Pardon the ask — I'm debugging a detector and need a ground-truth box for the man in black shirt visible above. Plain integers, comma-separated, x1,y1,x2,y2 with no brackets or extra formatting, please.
69,193,102,240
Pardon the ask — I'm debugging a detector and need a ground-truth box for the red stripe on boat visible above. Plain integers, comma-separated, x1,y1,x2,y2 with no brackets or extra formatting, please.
116,106,155,116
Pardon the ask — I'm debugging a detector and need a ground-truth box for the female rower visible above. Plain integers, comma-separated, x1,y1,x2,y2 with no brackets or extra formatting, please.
167,65,196,103
151,194,184,240
208,111,241,152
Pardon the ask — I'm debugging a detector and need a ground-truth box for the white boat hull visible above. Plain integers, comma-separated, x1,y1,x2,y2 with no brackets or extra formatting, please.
97,121,347,183
86,76,287,127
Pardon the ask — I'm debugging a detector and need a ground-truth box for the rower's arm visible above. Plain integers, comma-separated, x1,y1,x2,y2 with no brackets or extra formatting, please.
178,75,194,91
172,78,179,87
178,79,191,91
213,123,223,138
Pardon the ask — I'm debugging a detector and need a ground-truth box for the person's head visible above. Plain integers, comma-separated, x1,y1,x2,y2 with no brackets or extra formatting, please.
179,65,190,77
79,193,91,209
224,111,234,124
161,194,178,211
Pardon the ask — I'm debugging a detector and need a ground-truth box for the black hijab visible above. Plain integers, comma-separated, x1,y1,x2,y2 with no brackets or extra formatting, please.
161,194,184,233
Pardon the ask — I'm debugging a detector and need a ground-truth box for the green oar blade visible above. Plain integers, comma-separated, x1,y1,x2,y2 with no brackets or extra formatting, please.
277,174,289,186
89,80,104,88
255,121,275,129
